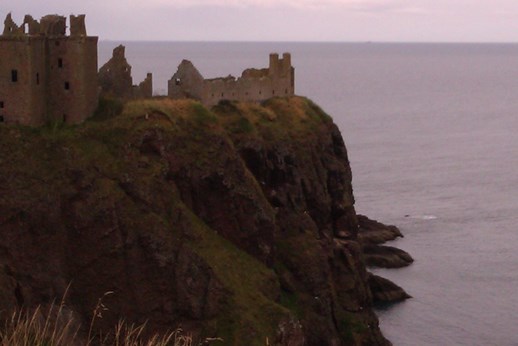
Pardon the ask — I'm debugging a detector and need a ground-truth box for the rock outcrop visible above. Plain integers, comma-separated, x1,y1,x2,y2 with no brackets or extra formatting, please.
0,97,406,345
357,215,413,304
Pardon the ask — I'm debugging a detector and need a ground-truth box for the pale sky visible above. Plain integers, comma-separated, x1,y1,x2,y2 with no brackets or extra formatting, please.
2,0,518,42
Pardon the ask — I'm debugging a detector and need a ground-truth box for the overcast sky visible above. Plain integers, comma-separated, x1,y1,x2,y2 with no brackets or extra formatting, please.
2,0,518,42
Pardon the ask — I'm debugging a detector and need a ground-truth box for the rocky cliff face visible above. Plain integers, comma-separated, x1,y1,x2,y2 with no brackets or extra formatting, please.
0,97,394,345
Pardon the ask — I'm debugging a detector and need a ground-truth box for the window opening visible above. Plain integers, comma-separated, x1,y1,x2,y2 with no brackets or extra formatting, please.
36,73,40,85
64,82,70,90
11,70,18,82
0,101,4,108
0,116,4,122
58,58,63,68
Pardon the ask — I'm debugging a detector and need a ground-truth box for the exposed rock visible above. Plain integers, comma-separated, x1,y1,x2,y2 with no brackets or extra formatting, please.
362,245,414,268
357,215,403,244
368,274,411,305
0,97,402,345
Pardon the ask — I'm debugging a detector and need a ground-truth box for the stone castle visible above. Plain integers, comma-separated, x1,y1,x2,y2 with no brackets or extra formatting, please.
0,13,295,126
0,13,98,126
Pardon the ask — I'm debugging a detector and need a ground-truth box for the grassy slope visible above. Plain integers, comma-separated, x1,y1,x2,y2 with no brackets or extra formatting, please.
0,96,364,345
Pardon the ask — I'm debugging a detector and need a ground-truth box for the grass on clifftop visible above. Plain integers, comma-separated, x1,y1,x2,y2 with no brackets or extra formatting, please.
0,96,338,345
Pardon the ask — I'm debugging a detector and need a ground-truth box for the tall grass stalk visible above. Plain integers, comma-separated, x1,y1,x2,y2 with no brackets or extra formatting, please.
0,292,196,346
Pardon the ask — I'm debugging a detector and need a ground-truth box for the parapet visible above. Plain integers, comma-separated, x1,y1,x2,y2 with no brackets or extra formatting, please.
1,13,90,37
40,15,66,36
70,14,87,37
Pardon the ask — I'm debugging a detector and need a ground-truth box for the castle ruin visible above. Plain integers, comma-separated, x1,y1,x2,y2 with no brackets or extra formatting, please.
0,13,98,126
98,45,153,100
168,53,295,106
0,12,295,126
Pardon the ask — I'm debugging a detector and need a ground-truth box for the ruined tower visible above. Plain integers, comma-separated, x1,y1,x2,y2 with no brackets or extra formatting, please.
98,45,153,100
0,13,98,126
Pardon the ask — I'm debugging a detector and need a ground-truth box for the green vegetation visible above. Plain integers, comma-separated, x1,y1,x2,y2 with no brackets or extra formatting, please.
0,96,370,345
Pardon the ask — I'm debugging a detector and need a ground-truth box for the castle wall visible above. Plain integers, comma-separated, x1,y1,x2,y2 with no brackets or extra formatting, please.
168,53,295,107
0,14,98,126
99,45,152,101
0,37,47,126
133,73,153,99
47,36,98,124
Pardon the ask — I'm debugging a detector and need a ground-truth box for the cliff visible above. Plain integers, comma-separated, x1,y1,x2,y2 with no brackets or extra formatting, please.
0,97,402,345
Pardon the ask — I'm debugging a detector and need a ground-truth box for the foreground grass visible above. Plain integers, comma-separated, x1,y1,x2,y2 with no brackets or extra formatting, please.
0,298,197,346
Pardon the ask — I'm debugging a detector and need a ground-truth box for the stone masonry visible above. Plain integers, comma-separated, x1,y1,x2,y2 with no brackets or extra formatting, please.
168,53,295,107
98,45,153,100
0,13,98,126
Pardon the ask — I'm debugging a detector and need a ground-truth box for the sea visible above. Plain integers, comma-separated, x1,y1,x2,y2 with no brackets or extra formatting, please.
99,42,518,346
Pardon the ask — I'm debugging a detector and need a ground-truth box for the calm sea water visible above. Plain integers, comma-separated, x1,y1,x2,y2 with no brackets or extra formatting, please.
99,42,518,346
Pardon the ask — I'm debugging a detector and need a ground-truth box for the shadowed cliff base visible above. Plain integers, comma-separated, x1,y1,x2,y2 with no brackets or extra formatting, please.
0,96,411,345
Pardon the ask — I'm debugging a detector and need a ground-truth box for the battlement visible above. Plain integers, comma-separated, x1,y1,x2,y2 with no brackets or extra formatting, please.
168,53,295,106
2,13,88,38
0,13,98,126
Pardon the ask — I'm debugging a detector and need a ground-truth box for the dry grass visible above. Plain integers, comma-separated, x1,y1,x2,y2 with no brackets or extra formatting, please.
0,292,200,346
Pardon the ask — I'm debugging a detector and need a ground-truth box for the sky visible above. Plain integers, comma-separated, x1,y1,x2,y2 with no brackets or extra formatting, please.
2,0,518,42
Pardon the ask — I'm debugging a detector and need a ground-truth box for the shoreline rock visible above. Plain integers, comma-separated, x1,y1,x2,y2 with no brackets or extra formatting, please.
357,214,413,304
368,274,412,305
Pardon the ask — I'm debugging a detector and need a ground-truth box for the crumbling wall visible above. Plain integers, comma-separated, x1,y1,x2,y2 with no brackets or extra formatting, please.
98,45,153,100
133,73,153,99
168,53,295,107
98,45,133,99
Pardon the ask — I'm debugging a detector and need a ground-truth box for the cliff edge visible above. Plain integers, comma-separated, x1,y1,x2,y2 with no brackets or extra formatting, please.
0,97,403,345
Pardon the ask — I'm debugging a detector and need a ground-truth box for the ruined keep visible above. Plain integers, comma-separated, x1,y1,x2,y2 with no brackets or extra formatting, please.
0,13,98,126
98,45,153,100
168,53,295,106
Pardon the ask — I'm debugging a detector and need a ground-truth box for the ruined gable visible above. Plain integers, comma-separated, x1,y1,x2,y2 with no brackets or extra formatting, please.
168,60,205,101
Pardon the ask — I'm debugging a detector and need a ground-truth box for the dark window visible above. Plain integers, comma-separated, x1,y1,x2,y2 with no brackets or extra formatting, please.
11,70,18,82
285,88,288,94
0,101,4,108
58,59,63,68
272,90,275,95
259,91,262,95
0,116,4,122
64,82,70,90
211,93,214,97
55,41,60,46
221,92,224,97
36,73,40,85
63,114,67,122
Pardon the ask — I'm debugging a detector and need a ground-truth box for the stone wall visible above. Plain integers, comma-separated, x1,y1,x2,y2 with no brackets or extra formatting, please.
99,45,153,100
168,53,295,107
0,13,98,126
